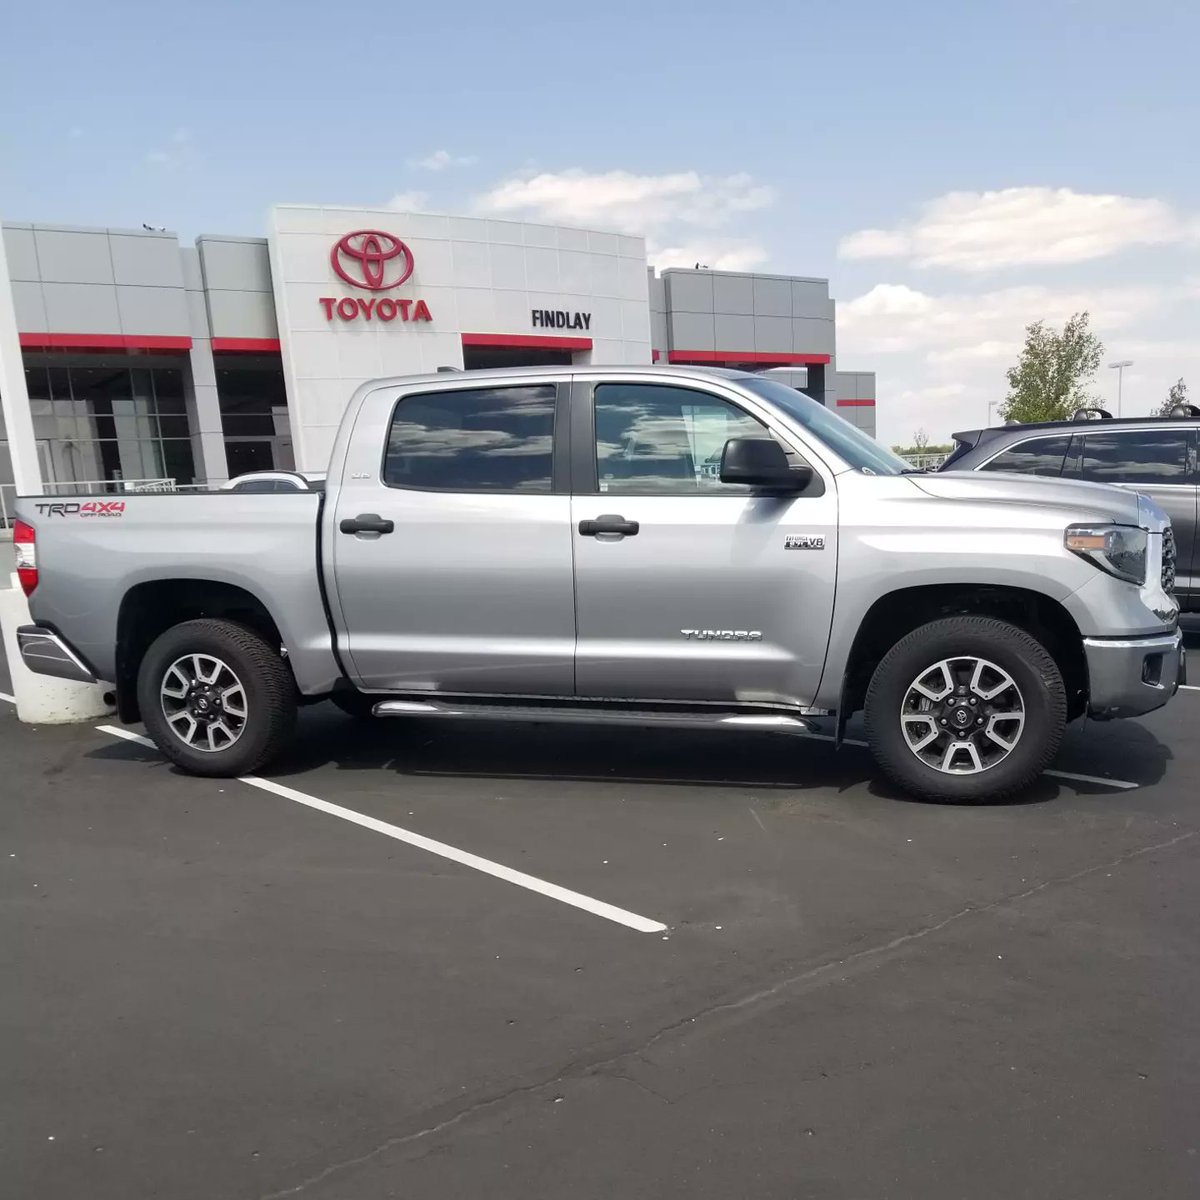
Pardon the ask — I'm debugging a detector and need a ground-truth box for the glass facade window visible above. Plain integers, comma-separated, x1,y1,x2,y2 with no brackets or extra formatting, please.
217,358,288,437
9,356,197,489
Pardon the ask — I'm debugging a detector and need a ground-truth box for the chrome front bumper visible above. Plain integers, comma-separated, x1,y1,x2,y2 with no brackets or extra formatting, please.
1084,629,1185,720
16,625,97,684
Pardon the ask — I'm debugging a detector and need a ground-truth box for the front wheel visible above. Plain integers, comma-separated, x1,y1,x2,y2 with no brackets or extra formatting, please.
864,616,1067,803
137,618,297,777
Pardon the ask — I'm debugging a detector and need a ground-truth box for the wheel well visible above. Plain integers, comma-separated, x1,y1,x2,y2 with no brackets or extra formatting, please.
115,580,285,722
840,585,1088,726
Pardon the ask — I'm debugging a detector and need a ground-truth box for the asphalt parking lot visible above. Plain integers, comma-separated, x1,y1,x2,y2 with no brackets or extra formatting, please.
3,629,1200,1200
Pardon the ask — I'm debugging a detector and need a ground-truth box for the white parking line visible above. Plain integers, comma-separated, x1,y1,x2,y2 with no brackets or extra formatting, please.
796,731,1138,791
95,725,668,935
0,691,14,705
1180,684,1200,692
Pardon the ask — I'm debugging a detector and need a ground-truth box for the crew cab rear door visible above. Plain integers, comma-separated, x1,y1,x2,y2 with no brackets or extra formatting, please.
568,376,838,705
328,378,576,694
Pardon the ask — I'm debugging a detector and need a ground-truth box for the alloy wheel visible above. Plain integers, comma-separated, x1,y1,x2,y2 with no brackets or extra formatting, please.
160,653,248,753
899,656,1025,775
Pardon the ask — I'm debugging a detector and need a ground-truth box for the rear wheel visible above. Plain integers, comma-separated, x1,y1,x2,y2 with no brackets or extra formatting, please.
137,618,296,777
864,616,1066,803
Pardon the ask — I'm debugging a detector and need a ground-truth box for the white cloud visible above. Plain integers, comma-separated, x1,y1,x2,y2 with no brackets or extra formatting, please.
839,280,1200,445
387,190,429,211
838,187,1193,271
648,239,769,272
410,149,476,171
475,167,775,235
474,166,775,272
838,281,1167,362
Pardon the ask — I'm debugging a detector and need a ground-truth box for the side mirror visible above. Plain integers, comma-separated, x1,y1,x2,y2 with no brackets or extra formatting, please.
719,438,812,491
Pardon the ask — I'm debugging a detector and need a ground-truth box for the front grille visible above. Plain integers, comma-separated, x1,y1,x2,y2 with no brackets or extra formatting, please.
1162,526,1177,593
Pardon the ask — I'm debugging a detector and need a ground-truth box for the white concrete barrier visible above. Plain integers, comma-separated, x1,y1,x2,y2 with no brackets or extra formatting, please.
0,574,114,723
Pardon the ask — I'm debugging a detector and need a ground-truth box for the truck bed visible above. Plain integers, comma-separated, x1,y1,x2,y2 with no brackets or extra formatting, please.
15,491,341,695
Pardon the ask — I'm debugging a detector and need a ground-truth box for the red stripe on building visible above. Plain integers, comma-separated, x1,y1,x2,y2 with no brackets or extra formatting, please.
211,337,282,353
667,350,831,365
461,333,593,351
836,398,876,407
19,333,193,352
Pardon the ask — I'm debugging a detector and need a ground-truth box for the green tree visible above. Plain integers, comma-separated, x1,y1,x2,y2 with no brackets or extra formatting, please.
1152,378,1188,417
1000,311,1104,423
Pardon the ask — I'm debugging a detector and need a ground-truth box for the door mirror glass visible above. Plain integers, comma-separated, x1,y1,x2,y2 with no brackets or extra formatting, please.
719,438,811,490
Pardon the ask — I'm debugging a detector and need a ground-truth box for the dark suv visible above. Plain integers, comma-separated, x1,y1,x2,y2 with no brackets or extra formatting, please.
942,409,1199,610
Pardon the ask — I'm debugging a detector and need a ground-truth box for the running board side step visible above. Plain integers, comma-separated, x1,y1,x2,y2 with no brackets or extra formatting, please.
371,698,818,734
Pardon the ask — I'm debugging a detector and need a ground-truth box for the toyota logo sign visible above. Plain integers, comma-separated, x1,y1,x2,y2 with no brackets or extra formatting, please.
330,230,414,291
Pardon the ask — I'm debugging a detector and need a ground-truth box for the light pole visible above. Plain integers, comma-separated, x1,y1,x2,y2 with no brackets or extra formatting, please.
987,400,1001,426
1108,360,1133,416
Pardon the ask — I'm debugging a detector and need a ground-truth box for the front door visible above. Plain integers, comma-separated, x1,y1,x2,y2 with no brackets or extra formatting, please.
571,379,838,706
330,379,576,694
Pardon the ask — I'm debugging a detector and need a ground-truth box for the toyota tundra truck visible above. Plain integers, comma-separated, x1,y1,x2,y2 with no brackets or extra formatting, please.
12,366,1186,802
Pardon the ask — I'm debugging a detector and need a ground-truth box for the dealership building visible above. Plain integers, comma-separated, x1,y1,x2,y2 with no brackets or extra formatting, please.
0,205,875,497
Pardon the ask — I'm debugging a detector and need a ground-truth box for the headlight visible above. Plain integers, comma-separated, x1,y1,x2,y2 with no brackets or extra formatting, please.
1064,523,1147,585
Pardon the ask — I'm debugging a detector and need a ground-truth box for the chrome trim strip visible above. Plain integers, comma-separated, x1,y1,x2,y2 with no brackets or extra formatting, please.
1082,631,1182,651
16,626,97,684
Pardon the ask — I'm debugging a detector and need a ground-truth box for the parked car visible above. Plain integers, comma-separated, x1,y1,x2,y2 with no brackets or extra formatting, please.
12,366,1185,802
222,471,325,494
942,407,1199,610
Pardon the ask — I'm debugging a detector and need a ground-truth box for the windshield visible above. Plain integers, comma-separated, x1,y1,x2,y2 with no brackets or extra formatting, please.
740,377,910,476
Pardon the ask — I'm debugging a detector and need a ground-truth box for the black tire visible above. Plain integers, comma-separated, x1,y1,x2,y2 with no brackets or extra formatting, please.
137,618,297,777
328,691,377,719
864,616,1066,804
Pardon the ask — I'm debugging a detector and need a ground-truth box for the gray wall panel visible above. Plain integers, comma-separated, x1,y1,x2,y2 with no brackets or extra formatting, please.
668,310,716,349
180,246,204,292
2,227,40,281
109,234,184,287
33,229,113,284
663,271,713,314
186,290,212,339
791,280,829,309
206,290,279,340
752,277,791,317
792,317,835,354
754,315,793,353
115,285,191,336
41,282,121,333
714,313,754,350
712,274,753,313
9,281,48,332
197,237,273,292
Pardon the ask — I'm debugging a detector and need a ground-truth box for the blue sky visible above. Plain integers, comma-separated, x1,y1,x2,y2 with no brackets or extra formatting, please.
2,0,1198,444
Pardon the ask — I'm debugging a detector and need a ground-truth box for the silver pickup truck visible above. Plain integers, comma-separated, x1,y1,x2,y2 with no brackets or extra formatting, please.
13,365,1185,802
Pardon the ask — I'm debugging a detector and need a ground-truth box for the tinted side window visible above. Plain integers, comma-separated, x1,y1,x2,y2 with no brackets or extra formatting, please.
594,383,802,495
383,385,556,493
980,435,1070,476
1078,430,1191,485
